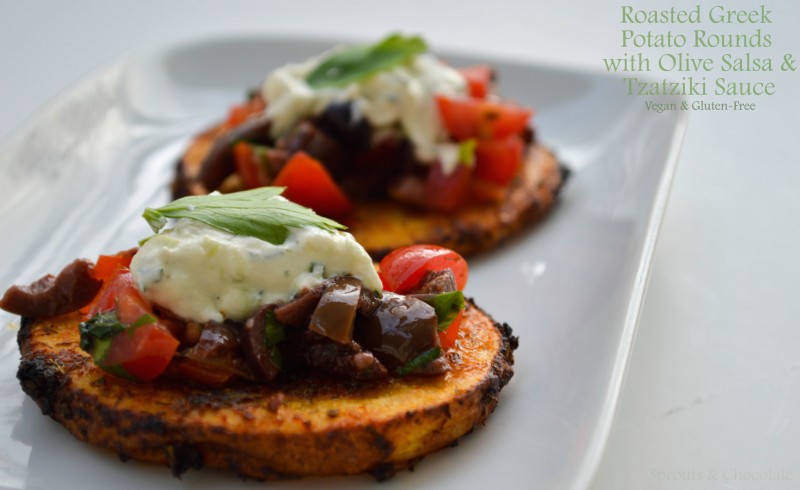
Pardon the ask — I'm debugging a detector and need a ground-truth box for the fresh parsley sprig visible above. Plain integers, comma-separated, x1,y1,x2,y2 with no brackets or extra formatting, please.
306,33,428,89
142,187,346,245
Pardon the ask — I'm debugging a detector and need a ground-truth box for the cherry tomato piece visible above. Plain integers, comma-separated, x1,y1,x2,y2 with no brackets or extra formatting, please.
425,162,472,213
225,96,266,128
459,65,493,99
436,95,532,140
233,142,271,189
85,267,127,318
273,151,353,217
85,271,179,382
113,275,155,325
86,270,144,319
474,134,525,185
91,250,135,282
104,323,179,382
438,309,464,351
82,250,136,316
379,244,469,294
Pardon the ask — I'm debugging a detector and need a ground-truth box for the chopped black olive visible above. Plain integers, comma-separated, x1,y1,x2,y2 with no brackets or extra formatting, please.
355,292,442,372
316,101,372,151
309,277,362,343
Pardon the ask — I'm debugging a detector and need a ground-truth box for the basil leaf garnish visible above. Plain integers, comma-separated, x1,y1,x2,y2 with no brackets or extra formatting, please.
306,33,428,89
142,187,346,245
396,347,442,377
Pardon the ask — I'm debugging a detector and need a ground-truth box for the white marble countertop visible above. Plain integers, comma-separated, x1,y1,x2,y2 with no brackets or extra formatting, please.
1,1,798,488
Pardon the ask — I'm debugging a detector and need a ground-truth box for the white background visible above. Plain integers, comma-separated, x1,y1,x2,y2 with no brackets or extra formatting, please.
1,1,798,488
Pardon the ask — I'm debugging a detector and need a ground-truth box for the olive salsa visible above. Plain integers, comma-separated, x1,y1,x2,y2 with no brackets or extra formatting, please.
174,33,536,216
0,188,468,386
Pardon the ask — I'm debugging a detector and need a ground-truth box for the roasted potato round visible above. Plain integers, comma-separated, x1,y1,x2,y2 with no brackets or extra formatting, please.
173,121,566,259
17,300,517,480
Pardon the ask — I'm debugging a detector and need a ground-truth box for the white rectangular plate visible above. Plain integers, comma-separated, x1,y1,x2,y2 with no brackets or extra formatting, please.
0,35,685,490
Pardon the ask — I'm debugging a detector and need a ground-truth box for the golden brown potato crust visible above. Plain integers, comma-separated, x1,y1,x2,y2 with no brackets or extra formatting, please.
17,301,516,480
347,145,562,259
172,122,564,259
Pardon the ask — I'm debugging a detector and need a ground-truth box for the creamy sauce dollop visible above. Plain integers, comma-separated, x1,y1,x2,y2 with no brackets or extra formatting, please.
262,52,467,172
130,219,382,323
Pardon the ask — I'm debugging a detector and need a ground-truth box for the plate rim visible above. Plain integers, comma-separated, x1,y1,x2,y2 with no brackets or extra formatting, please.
573,110,688,490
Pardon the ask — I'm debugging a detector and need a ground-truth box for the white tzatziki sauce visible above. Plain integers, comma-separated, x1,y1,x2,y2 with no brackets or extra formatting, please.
262,52,468,173
130,219,382,323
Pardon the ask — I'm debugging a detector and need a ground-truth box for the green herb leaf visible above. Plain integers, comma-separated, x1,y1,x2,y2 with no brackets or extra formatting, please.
130,313,156,329
264,311,287,347
269,346,282,370
396,347,442,377
306,33,428,89
142,187,346,245
428,291,466,332
78,312,134,380
79,312,125,353
458,139,477,166
263,311,287,370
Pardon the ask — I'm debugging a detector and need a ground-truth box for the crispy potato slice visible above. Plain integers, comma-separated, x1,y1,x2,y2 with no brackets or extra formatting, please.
17,301,517,480
173,121,565,259
347,145,563,258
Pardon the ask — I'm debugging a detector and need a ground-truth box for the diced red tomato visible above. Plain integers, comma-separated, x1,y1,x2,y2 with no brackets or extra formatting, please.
459,65,493,99
272,151,353,217
233,142,271,189
87,271,178,381
438,309,464,351
82,250,137,316
103,323,179,382
474,134,525,185
114,278,155,325
225,97,266,128
379,244,469,294
86,270,146,319
85,268,127,318
91,249,135,282
425,162,472,213
435,94,532,140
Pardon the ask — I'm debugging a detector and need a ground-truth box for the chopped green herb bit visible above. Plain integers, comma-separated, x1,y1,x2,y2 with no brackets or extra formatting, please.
458,139,477,166
79,312,125,353
264,311,287,347
78,312,134,380
269,346,282,369
429,291,466,332
130,313,157,329
306,33,428,89
246,87,260,100
262,311,287,370
396,347,442,376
